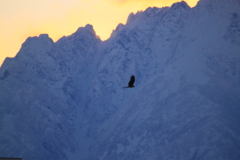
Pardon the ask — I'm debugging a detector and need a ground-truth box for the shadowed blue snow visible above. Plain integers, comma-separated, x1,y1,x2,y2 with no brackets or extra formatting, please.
0,0,240,160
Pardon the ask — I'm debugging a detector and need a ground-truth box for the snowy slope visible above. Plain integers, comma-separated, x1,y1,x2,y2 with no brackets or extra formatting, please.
83,1,240,159
0,26,101,160
1,0,240,159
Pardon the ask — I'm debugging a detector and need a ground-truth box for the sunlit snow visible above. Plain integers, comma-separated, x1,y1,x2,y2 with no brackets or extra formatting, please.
0,0,240,160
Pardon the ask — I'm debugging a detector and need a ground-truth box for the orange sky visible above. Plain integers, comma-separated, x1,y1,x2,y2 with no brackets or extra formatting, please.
0,0,199,66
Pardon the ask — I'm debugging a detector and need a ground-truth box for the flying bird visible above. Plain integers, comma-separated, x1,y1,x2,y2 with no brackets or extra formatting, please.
124,75,135,88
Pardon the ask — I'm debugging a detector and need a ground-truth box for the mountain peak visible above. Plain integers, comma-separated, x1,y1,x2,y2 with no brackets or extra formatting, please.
126,12,136,24
39,33,50,39
76,24,94,34
72,24,100,40
12,33,54,63
171,1,190,10
110,23,125,38
24,33,52,42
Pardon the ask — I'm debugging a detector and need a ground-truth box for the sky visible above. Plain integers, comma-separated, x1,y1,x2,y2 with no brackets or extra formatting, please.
0,0,199,66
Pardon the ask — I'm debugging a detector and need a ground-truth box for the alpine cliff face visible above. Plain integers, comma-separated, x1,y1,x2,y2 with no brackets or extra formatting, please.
1,0,240,160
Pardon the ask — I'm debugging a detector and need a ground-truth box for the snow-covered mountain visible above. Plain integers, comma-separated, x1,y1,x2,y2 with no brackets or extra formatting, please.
1,0,240,159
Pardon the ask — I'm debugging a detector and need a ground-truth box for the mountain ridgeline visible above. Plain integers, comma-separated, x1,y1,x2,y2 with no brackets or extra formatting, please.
1,0,240,159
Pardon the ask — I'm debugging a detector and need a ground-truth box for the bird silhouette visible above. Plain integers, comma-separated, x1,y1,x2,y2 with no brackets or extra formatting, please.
124,75,135,88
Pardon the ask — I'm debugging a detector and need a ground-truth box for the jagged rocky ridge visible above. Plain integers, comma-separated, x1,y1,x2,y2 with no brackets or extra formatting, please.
0,0,240,159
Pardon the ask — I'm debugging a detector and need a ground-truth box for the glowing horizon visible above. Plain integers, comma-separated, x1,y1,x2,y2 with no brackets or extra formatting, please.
0,0,199,66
